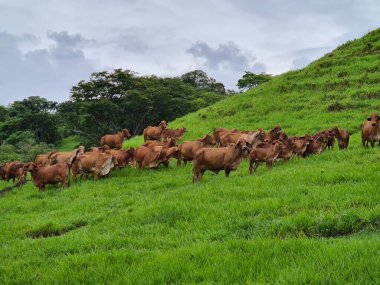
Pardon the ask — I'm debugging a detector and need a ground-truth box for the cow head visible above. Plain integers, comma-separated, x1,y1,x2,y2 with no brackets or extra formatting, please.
24,162,37,174
168,138,177,147
235,138,252,155
367,113,380,126
122,129,132,138
159,121,167,129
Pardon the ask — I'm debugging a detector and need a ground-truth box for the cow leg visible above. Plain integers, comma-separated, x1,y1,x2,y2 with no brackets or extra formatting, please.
94,171,99,181
249,159,254,175
253,161,260,173
177,156,182,166
225,167,231,177
370,141,375,148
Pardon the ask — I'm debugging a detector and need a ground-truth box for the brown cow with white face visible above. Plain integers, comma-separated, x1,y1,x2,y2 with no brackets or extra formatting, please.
100,129,131,149
143,121,167,141
361,113,380,147
193,138,251,182
25,162,69,192
177,134,216,166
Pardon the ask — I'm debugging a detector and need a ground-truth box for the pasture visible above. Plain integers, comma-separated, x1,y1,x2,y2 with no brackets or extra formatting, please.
1,29,380,284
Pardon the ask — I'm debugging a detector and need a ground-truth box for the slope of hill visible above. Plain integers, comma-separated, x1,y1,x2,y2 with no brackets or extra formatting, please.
0,30,379,284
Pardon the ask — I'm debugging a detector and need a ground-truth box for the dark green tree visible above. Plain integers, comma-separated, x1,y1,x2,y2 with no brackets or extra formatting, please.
237,72,272,91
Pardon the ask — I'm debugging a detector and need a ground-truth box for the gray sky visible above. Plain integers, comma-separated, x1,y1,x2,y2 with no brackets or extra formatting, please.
0,0,379,106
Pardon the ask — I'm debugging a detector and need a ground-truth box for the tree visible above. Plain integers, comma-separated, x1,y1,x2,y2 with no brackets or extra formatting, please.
237,72,272,91
180,70,226,94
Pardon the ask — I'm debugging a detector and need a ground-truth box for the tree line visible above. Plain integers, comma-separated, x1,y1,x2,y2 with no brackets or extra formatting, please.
0,69,271,163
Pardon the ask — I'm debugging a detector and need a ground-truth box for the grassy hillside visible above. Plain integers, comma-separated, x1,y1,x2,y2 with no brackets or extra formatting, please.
1,30,380,284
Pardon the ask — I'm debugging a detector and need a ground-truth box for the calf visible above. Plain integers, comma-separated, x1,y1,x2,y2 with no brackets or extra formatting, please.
178,134,216,166
193,138,251,182
134,146,164,169
249,141,281,174
25,162,69,192
332,127,349,149
361,113,380,147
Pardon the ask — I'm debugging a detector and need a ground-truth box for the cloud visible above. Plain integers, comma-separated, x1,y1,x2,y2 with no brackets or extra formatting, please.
0,30,98,105
187,41,260,71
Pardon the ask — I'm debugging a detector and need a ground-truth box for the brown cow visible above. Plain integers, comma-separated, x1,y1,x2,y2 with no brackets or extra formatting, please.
100,129,131,149
108,147,135,169
35,151,57,166
264,125,282,142
219,129,263,147
292,136,310,156
361,113,380,147
193,138,251,182
162,128,187,141
277,138,295,163
323,129,335,150
50,146,85,165
134,146,164,169
303,135,327,157
143,138,177,149
72,152,115,181
143,121,167,141
1,162,25,182
249,141,281,174
332,127,350,149
153,146,179,167
212,128,242,146
177,134,216,166
25,162,69,192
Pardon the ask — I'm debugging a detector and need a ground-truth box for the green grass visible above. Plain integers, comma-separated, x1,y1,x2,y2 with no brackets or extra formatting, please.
1,29,380,284
57,135,81,151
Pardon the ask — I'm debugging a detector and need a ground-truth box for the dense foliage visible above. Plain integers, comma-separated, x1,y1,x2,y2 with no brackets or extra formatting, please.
65,69,226,147
0,69,227,158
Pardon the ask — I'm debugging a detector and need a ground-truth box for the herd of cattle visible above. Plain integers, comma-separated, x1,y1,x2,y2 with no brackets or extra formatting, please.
0,113,379,191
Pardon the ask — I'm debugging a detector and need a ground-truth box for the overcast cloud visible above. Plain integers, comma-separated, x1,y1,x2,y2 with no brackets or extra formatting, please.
0,0,379,105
